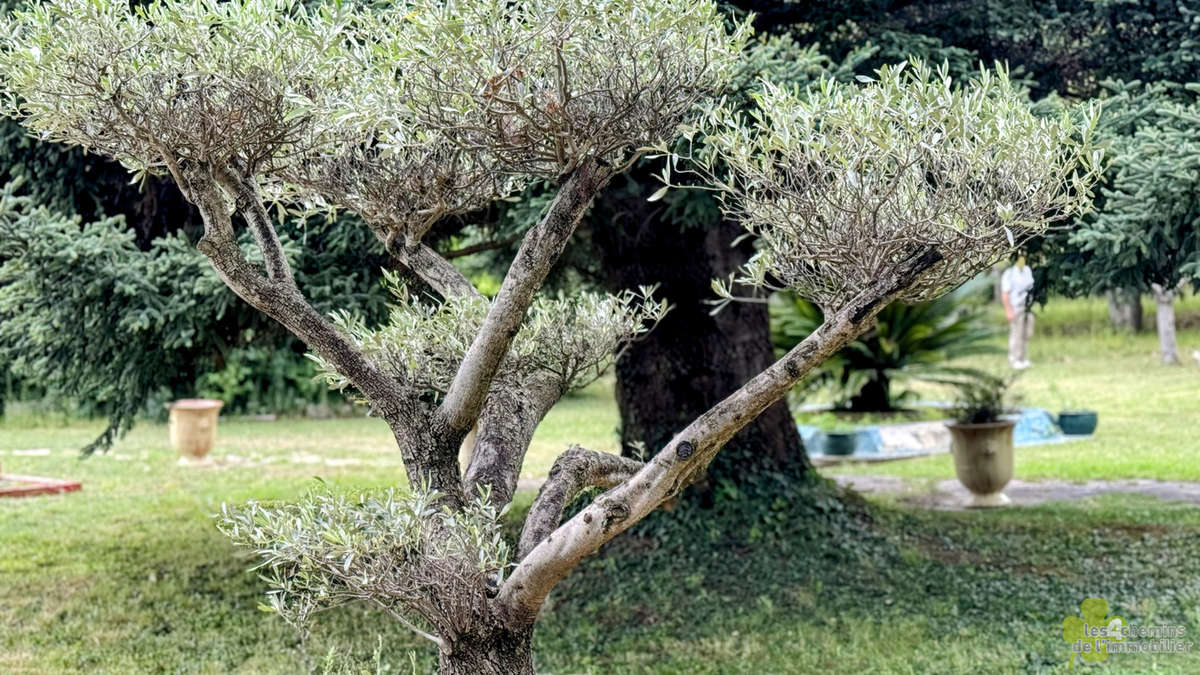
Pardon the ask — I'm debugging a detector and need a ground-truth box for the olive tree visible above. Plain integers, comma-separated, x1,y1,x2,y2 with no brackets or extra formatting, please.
1,0,1098,669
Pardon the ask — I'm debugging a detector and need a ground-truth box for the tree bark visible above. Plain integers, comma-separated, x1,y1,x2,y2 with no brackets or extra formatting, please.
439,626,534,675
591,193,807,498
1151,283,1179,365
438,159,612,435
463,375,564,507
519,445,643,558
391,242,482,300
1106,288,1144,332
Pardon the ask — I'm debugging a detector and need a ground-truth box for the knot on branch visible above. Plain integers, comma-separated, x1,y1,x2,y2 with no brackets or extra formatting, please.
600,500,631,532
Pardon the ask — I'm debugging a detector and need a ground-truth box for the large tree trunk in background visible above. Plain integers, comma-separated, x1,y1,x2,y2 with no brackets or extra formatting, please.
1106,288,1144,332
1151,284,1179,365
592,196,808,500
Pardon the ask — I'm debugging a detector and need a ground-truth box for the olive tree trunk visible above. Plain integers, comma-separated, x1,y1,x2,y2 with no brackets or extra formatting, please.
1150,283,1179,365
439,627,534,675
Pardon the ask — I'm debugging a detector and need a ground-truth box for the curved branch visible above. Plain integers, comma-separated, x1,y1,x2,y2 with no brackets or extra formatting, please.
177,162,457,496
497,246,944,625
436,158,611,434
517,446,643,560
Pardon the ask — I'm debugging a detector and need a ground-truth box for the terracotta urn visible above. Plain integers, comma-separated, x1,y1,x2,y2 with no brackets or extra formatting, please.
946,418,1016,508
166,399,224,460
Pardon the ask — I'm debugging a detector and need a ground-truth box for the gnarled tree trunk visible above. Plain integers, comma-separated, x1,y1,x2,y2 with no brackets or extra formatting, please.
1151,283,1179,365
592,187,808,499
439,626,534,675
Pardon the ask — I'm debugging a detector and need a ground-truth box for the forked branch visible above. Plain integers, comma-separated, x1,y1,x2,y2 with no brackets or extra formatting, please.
177,162,437,486
212,164,295,286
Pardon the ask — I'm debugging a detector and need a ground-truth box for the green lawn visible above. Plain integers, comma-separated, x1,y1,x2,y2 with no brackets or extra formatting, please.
2,296,1198,673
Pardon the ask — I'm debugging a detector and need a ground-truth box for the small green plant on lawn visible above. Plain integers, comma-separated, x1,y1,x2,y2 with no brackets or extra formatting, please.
950,374,1017,424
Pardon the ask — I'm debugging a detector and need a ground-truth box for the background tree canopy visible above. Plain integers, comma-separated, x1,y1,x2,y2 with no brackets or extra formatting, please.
0,184,393,449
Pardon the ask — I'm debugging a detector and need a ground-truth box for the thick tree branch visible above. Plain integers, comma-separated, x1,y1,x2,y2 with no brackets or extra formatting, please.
392,241,482,299
517,446,643,560
176,161,463,500
463,374,563,507
212,164,294,285
497,246,944,624
436,158,611,434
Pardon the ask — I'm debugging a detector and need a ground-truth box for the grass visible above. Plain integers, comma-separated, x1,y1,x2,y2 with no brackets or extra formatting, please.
2,296,1199,673
0,385,619,673
541,491,1200,674
828,293,1200,483
0,378,620,491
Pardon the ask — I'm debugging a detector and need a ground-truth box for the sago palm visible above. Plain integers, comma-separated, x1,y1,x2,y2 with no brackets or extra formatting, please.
771,277,1001,412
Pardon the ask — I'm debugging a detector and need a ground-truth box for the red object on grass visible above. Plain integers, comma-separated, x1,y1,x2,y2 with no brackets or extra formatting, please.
0,473,82,498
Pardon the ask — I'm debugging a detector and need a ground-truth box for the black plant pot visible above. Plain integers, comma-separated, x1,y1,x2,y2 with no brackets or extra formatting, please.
1058,411,1098,436
823,431,859,456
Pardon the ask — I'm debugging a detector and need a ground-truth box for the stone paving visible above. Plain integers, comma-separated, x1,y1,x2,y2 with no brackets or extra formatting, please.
833,474,1200,510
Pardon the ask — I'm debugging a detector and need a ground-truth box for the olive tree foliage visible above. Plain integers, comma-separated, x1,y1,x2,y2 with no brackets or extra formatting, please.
1,0,1097,669
314,277,668,401
219,488,513,652
683,62,1102,311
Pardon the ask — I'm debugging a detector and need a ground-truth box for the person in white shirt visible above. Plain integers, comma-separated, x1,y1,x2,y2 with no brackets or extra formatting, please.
1001,256,1035,369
